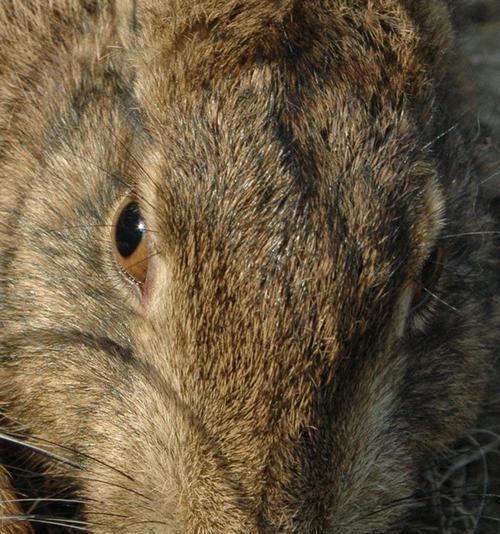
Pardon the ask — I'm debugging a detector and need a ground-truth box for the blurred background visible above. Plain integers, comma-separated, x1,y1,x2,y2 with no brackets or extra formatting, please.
462,0,500,199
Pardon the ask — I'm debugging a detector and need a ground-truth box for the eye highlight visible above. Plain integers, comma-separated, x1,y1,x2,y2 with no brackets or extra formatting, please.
112,198,149,286
411,246,445,312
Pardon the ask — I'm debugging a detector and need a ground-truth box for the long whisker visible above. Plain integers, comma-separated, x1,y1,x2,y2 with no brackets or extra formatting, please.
43,224,159,234
480,168,500,185
469,434,489,532
0,442,158,512
441,231,500,239
0,515,93,531
99,121,162,198
4,430,135,483
0,247,164,291
0,434,155,506
0,429,158,508
438,436,500,486
0,433,81,469
423,288,460,313
0,498,86,506
359,433,500,526
423,123,459,150
55,146,157,214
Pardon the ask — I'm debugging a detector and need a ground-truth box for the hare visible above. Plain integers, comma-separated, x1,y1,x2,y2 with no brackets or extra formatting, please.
0,1,498,532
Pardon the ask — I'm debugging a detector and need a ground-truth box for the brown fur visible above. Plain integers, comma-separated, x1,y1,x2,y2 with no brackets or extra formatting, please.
0,1,498,532
0,465,33,533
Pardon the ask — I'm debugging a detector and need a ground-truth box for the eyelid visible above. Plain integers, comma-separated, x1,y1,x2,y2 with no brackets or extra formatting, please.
409,245,445,315
111,198,149,287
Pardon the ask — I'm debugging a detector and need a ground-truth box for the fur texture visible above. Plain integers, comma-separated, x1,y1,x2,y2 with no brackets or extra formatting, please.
0,1,498,532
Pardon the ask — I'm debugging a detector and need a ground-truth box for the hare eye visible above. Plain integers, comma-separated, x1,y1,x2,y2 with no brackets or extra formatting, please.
112,199,149,286
411,246,445,312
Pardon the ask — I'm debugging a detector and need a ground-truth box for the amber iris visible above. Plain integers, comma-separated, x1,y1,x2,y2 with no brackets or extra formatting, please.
112,199,148,285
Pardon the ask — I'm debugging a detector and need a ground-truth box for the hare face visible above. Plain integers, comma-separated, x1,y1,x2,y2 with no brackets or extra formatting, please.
1,1,498,533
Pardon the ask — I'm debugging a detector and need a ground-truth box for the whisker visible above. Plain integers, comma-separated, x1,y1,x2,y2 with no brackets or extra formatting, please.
0,498,86,506
480,168,500,185
479,515,500,523
0,515,93,531
438,436,500,486
0,431,155,504
423,123,459,150
3,470,152,506
5,431,136,483
0,433,81,470
469,434,489,532
441,231,500,239
0,246,164,293
0,432,155,506
107,246,164,292
423,288,460,313
99,122,161,198
56,146,157,214
43,224,159,234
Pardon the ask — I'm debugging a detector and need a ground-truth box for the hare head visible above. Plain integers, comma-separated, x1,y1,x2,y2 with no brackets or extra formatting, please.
0,1,498,532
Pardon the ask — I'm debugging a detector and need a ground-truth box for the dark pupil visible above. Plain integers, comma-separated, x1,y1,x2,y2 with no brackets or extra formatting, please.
115,202,144,258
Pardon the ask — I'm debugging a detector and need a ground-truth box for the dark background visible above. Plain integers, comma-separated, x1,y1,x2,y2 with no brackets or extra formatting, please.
463,0,500,199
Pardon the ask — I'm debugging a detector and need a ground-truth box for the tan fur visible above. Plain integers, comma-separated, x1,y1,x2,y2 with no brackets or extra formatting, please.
0,1,498,532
